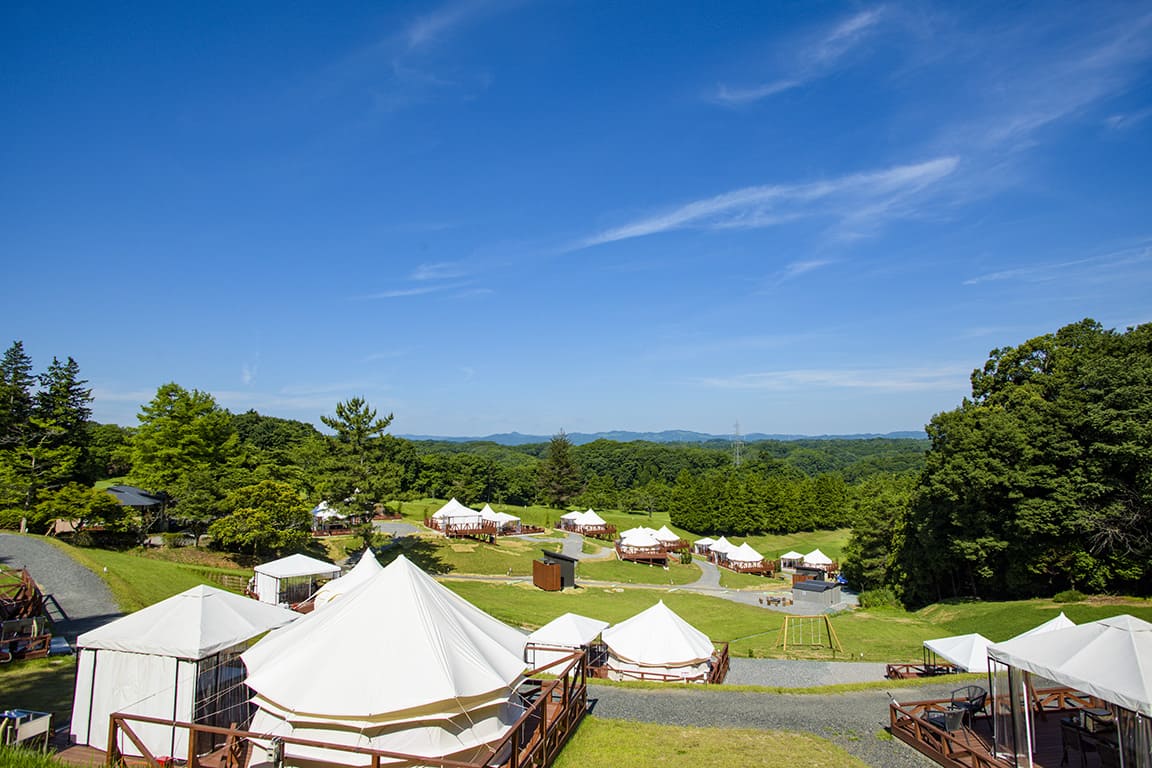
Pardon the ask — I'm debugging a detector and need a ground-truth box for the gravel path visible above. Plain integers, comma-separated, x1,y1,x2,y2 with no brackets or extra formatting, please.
0,533,121,642
373,521,421,537
725,657,890,687
588,682,954,768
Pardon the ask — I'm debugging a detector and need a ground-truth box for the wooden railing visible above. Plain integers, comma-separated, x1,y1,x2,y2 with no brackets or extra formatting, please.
614,543,668,563
708,643,730,684
885,662,959,679
577,525,617,540
587,642,729,685
723,560,774,575
889,697,1006,768
105,654,588,768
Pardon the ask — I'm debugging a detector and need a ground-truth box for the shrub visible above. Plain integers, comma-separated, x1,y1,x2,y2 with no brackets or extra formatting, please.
161,532,191,548
858,588,902,609
1053,589,1086,603
679,550,693,565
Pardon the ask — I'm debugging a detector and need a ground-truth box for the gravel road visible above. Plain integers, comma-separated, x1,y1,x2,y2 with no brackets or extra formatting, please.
0,533,121,642
588,682,955,768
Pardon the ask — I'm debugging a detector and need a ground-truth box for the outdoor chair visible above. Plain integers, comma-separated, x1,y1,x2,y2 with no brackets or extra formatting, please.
950,685,988,727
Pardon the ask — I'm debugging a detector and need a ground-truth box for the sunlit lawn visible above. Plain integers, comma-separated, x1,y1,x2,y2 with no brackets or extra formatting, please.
577,557,700,586
716,566,790,591
0,655,77,719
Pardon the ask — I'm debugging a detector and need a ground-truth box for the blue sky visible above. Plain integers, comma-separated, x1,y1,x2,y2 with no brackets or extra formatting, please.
3,1,1150,437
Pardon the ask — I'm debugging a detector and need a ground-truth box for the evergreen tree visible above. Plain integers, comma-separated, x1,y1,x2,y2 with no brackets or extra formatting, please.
131,383,238,495
538,430,582,508
0,341,35,448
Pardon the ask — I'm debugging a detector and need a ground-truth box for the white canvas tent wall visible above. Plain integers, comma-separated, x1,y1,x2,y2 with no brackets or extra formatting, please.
70,585,296,759
431,498,482,525
708,536,734,560
779,550,804,568
479,504,520,531
525,613,609,672
310,550,383,611
242,555,529,767
727,542,764,565
803,549,833,567
988,615,1152,768
922,632,993,672
693,537,715,554
575,510,606,529
252,554,341,606
654,526,681,544
600,601,715,682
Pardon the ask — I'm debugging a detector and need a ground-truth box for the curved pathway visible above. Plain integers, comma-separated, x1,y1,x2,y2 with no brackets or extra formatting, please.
0,533,121,642
588,682,951,768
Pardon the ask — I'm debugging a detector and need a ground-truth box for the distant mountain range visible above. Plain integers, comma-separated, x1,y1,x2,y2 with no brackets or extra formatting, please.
398,429,928,446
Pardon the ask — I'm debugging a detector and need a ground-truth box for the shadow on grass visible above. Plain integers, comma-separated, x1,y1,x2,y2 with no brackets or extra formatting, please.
375,536,451,575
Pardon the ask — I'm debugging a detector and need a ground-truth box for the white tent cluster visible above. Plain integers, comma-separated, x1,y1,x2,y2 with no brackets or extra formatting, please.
243,555,530,766
431,499,521,533
693,536,765,568
560,509,607,532
70,585,298,758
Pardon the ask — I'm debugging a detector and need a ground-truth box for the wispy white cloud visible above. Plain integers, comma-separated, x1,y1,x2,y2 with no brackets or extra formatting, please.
963,243,1152,286
240,362,257,386
363,285,454,299
411,261,469,280
582,157,958,247
1105,106,1152,131
782,259,834,278
699,365,969,393
712,7,886,104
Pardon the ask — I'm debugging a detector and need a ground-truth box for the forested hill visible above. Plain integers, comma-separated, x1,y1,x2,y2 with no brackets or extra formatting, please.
400,429,927,445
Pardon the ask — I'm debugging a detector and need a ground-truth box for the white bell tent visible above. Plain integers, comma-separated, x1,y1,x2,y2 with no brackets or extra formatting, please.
525,613,609,672
431,498,482,526
242,555,530,767
70,585,297,759
575,510,607,529
600,601,716,682
727,542,765,566
803,549,833,568
654,526,681,544
310,549,382,611
252,553,341,606
692,537,716,554
708,536,735,560
479,504,520,531
988,615,1152,767
779,550,804,568
922,632,993,672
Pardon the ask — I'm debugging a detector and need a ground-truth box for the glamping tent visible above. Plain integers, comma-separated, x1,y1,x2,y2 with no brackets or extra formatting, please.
310,550,382,611
693,537,715,555
803,549,833,569
988,615,1152,767
574,510,607,531
70,585,296,759
479,504,520,533
654,526,682,545
600,601,717,682
1010,611,1075,640
251,554,341,606
727,542,765,567
242,555,530,767
525,613,609,672
922,632,993,673
708,536,735,561
431,498,481,526
779,551,804,569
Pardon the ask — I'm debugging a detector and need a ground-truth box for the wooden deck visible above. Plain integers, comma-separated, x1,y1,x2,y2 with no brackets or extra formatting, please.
889,688,1116,768
614,542,669,564
886,662,960,679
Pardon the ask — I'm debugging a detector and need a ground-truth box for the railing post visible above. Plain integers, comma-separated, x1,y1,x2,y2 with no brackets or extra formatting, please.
107,715,121,767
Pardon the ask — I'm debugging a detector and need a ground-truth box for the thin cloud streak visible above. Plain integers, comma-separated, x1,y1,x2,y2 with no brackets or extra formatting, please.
963,244,1152,286
583,157,959,247
700,365,970,392
712,7,886,105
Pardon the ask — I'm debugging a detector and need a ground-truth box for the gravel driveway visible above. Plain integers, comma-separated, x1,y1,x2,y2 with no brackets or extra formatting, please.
588,681,955,768
0,533,121,642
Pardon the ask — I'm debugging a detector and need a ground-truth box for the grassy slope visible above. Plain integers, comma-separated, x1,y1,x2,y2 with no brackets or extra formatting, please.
577,557,701,585
0,656,77,722
554,717,868,768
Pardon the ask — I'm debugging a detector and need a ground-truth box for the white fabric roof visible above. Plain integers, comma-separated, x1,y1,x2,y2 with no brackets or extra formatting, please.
923,632,993,672
243,554,528,718
527,613,609,648
559,511,582,520
310,501,346,520
77,585,297,659
1010,612,1076,640
432,497,479,520
989,615,1152,716
620,526,657,539
253,553,342,579
654,526,681,543
619,531,661,548
780,550,803,560
709,536,734,554
577,510,606,526
478,504,519,525
311,550,383,610
727,542,764,564
602,601,714,667
694,537,716,548
804,548,833,566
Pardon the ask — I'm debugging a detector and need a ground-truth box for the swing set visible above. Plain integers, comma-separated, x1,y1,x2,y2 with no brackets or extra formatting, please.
775,614,844,657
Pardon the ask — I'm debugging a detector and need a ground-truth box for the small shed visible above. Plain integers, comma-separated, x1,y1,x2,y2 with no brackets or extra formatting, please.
251,554,341,606
792,580,842,608
533,550,578,591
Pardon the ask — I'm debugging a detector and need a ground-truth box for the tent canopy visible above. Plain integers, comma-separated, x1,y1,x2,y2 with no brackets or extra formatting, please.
602,601,714,667
694,537,716,548
254,553,341,579
243,554,528,718
654,526,681,542
803,549,832,566
310,501,346,520
527,613,609,648
619,531,660,547
577,510,606,526
432,498,478,520
77,585,297,659
311,550,383,610
780,550,803,560
1010,611,1076,640
988,615,1152,716
727,542,764,564
709,536,734,554
923,632,993,672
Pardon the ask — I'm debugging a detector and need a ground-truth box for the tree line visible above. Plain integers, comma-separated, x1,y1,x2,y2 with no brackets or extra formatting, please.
843,319,1152,604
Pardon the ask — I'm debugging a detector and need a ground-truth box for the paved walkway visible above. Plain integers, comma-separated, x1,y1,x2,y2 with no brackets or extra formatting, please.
0,533,121,642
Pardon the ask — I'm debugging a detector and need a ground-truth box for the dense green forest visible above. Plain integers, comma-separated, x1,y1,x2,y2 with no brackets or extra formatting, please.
4,317,1148,603
844,319,1152,604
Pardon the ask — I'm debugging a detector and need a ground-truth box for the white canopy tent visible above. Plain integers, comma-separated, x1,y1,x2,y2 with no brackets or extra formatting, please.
252,554,341,606
618,530,661,550
479,504,520,530
575,510,607,528
1010,611,1076,641
923,632,993,672
310,549,383,611
654,526,681,544
310,501,346,521
242,555,530,767
708,536,735,560
600,601,716,682
988,615,1152,767
803,549,833,567
779,550,804,568
70,585,297,758
693,537,716,554
431,498,482,525
525,613,609,672
727,542,765,565
619,526,657,541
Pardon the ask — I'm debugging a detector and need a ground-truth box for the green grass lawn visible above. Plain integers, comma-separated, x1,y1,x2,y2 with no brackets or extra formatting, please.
716,566,791,590
577,557,700,585
553,717,868,768
742,528,852,561
0,655,77,720
432,535,560,576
